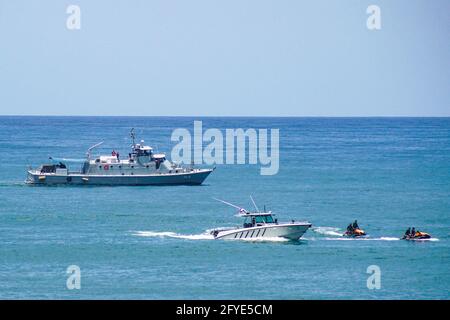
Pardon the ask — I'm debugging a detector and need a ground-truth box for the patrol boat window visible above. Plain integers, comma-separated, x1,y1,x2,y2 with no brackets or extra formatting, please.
40,162,67,173
40,165,56,173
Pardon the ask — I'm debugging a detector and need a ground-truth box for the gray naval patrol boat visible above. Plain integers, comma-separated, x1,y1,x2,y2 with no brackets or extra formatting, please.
26,129,214,186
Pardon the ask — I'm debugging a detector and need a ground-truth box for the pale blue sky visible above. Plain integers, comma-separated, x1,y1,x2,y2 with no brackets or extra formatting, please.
0,0,449,116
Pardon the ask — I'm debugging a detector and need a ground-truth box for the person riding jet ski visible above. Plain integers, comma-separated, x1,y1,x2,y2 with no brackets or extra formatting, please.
343,220,366,237
402,227,431,240
404,227,411,237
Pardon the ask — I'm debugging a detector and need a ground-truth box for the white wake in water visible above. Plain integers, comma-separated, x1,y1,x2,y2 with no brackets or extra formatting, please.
407,238,440,242
320,236,400,241
132,231,214,240
133,229,439,243
312,226,343,237
308,227,437,241
377,237,400,241
315,236,439,241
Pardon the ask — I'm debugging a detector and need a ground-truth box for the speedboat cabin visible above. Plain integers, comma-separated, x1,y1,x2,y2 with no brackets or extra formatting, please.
243,213,277,228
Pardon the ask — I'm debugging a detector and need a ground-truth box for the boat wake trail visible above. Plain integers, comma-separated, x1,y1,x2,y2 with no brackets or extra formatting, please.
133,229,439,243
310,227,412,241
0,182,28,187
312,227,343,237
320,236,400,241
406,238,440,242
132,231,214,240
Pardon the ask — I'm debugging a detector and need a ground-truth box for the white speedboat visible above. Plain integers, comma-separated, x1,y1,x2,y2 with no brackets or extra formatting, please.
210,198,312,241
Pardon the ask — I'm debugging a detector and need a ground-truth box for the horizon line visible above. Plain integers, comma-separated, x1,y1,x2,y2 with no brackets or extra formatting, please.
1,115,450,118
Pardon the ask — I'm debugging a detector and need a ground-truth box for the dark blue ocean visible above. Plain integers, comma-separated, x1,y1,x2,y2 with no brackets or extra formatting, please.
0,116,449,299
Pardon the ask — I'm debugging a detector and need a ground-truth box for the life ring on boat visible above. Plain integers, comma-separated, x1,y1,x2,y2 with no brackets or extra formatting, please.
103,164,110,170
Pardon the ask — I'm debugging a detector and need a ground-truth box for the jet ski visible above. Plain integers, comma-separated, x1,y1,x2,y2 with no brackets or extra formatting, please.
402,231,431,240
343,220,366,237
343,228,366,237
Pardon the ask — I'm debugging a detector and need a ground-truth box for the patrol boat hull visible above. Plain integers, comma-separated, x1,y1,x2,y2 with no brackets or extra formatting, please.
26,168,213,186
212,222,312,241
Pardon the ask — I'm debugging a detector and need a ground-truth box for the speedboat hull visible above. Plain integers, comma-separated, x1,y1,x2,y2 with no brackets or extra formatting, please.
212,223,312,241
26,168,213,186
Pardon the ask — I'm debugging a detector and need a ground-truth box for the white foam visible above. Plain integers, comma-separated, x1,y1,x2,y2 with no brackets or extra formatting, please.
311,227,410,241
407,238,439,242
320,237,400,241
132,231,214,240
312,226,342,237
379,237,400,241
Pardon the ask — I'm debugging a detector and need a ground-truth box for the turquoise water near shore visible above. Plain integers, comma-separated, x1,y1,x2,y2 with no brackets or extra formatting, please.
0,116,449,299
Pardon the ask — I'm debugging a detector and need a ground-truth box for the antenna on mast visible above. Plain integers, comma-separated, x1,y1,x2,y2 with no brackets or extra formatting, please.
213,198,249,214
250,195,259,212
130,128,136,146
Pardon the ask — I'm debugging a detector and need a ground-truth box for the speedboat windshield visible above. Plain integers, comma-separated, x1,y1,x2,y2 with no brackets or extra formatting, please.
246,215,274,223
255,215,274,224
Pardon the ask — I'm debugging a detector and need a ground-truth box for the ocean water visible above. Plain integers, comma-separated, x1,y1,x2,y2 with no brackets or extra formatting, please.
0,116,449,299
